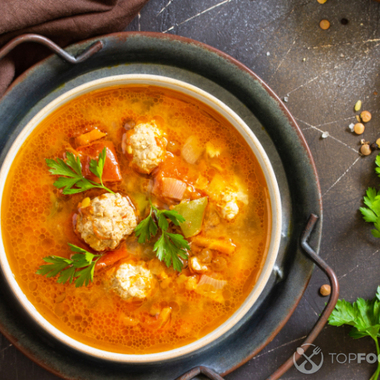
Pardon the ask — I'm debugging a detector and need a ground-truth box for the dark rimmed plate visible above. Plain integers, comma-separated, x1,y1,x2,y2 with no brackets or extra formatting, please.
0,32,321,379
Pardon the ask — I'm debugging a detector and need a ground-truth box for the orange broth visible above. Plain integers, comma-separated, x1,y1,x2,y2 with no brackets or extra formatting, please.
1,85,270,354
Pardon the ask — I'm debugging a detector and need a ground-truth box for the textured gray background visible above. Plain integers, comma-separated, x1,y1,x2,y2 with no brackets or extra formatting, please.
2,0,380,379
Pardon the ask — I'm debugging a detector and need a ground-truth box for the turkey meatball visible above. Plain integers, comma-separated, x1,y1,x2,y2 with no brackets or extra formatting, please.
75,193,137,251
125,121,166,174
217,190,240,221
111,261,154,300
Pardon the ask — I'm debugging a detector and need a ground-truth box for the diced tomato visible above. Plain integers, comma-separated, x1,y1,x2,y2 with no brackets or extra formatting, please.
95,246,130,271
155,155,200,183
152,156,204,202
77,141,122,182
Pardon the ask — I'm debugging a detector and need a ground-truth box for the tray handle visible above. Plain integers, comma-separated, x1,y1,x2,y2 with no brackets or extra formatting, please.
0,34,103,64
177,214,340,380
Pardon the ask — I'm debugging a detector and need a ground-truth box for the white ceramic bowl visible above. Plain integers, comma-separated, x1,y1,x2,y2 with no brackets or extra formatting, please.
0,75,282,363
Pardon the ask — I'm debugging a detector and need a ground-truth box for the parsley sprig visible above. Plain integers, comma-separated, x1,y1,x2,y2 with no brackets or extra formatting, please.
328,286,380,380
135,203,190,271
36,244,101,287
46,148,114,195
360,154,380,237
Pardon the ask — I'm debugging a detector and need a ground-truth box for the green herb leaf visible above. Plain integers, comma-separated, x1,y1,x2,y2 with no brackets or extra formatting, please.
360,160,380,238
57,266,76,284
376,154,380,177
328,299,357,327
153,234,166,262
361,207,378,223
36,244,100,287
329,297,380,337
74,264,96,287
157,212,169,231
65,152,82,175
158,209,186,226
46,149,114,195
89,147,106,182
135,204,189,271
36,256,72,278
328,288,380,380
153,232,188,272
135,211,158,244
166,232,190,252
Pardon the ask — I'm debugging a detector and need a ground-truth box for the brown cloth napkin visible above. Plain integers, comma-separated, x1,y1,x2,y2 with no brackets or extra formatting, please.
0,0,149,98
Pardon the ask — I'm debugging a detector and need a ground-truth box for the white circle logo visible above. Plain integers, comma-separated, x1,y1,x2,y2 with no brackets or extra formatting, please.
293,343,324,374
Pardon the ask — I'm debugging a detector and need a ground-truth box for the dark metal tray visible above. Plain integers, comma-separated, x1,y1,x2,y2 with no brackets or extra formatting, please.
0,32,326,380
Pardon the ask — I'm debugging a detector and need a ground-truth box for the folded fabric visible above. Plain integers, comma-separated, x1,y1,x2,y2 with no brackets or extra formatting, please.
0,0,149,97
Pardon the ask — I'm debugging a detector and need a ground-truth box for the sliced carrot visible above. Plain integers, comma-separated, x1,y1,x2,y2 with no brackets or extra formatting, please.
155,156,191,182
95,246,130,270
191,236,236,255
75,129,107,147
77,141,122,182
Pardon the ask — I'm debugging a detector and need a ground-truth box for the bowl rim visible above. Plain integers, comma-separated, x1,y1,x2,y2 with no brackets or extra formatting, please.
0,74,282,363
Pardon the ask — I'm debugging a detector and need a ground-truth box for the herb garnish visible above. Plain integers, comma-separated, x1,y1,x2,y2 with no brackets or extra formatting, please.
360,154,380,237
36,244,101,287
46,148,114,195
135,203,190,272
328,286,380,380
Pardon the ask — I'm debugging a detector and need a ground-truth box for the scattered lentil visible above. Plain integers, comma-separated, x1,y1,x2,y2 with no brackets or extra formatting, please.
320,19,330,30
360,110,372,123
354,100,362,112
360,144,372,156
354,123,365,135
320,284,331,296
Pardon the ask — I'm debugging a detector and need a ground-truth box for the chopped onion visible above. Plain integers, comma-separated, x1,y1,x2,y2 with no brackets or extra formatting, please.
121,133,128,154
198,275,227,290
124,121,136,130
181,136,204,164
152,179,160,195
160,177,187,200
145,179,154,194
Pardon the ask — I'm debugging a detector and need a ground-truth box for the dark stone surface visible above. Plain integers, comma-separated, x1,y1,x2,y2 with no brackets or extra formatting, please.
1,0,380,379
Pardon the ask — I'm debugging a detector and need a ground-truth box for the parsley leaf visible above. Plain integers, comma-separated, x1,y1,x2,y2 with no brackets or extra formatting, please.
36,244,100,287
46,148,114,195
89,148,106,182
158,209,186,226
360,154,380,238
135,209,158,244
74,265,96,287
134,203,189,271
328,288,380,380
36,256,72,278
376,155,380,177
